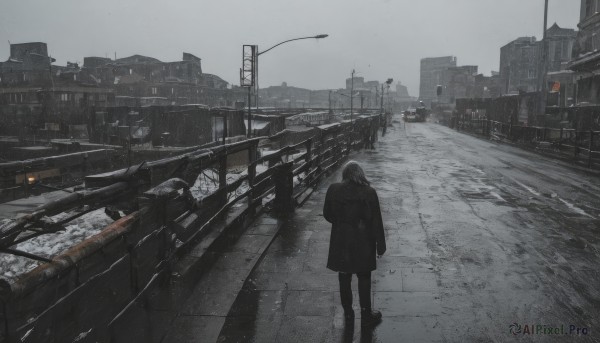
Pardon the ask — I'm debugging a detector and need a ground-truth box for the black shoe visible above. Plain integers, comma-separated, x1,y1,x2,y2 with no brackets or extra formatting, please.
361,309,382,327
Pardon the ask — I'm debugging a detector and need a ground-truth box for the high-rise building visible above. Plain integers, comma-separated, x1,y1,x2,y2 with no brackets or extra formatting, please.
499,37,540,94
500,24,575,96
419,56,457,107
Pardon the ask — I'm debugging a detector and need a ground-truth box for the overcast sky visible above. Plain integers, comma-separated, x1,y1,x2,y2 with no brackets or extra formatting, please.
0,0,580,96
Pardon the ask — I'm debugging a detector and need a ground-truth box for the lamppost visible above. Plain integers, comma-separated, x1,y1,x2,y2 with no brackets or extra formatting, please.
254,34,328,109
537,0,549,118
381,78,393,136
350,69,355,122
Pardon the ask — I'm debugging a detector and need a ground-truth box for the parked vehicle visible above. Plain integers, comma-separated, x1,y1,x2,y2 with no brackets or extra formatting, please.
404,107,427,122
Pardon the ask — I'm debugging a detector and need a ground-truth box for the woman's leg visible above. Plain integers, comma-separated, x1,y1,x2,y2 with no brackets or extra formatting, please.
338,272,353,315
357,271,382,327
356,271,371,310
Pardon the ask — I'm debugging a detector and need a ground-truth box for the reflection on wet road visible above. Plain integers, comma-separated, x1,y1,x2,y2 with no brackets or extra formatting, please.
216,117,600,342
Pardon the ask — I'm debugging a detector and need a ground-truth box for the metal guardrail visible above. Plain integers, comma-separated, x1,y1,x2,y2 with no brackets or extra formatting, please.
454,117,600,169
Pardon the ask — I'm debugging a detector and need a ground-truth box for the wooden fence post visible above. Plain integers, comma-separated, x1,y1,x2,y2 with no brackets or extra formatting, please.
273,162,294,215
218,152,227,206
559,128,563,150
304,138,312,185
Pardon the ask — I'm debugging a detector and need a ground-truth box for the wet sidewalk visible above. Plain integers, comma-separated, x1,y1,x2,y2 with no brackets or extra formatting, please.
166,117,600,342
214,121,444,342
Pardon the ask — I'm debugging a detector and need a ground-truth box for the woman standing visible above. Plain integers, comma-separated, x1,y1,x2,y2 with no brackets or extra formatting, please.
323,161,386,327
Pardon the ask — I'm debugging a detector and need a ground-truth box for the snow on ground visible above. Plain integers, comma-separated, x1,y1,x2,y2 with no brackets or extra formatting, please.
190,165,269,200
190,169,245,200
0,208,114,280
0,163,309,279
293,172,307,187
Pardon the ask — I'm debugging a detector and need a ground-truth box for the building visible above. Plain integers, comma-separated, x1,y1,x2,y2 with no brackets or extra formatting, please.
419,56,457,107
83,53,209,106
570,0,600,104
546,24,577,73
473,72,503,99
499,37,540,94
259,83,311,108
346,76,364,90
500,25,575,96
440,65,479,103
0,42,114,138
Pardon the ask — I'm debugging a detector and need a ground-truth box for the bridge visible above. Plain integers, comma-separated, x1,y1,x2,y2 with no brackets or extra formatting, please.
2,115,600,342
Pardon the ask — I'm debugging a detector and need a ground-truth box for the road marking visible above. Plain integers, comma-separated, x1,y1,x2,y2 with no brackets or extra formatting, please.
490,192,506,202
514,181,541,197
558,198,595,219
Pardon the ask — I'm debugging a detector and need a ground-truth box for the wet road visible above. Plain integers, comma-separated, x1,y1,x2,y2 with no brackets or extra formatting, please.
215,117,600,342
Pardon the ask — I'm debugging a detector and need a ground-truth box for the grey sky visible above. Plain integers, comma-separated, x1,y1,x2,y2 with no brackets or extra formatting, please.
0,0,580,96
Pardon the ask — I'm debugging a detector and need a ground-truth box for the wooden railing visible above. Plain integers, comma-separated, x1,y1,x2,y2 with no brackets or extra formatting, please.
0,115,380,342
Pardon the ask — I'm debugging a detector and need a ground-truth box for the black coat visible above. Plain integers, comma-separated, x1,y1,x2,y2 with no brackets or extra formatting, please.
323,181,386,273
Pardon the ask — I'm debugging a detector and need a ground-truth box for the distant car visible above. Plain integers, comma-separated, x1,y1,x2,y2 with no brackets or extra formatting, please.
404,108,418,122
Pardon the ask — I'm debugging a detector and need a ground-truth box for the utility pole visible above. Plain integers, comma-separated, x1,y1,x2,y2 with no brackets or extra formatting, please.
380,84,384,114
538,0,549,118
350,69,355,122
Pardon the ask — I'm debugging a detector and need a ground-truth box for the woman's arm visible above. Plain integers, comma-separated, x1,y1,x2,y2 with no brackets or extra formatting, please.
323,185,335,223
370,189,386,256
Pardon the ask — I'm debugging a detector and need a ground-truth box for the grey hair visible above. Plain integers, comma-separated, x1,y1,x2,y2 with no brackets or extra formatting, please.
342,161,370,186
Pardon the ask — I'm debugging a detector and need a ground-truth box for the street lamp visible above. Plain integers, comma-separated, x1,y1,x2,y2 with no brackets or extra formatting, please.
538,0,549,117
255,34,328,109
380,78,393,113
381,78,393,136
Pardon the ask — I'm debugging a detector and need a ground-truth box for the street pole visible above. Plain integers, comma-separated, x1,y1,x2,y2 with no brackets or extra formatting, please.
538,0,549,118
247,87,252,137
350,69,355,123
254,34,328,110
380,84,384,114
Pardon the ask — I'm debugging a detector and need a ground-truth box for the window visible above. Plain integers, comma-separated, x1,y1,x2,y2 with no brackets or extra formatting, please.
151,87,158,95
60,93,69,102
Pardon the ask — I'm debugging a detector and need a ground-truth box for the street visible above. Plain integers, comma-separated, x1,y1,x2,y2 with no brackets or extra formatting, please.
210,116,600,342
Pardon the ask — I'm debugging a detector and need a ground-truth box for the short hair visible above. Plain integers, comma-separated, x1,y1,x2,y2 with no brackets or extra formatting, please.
342,161,370,186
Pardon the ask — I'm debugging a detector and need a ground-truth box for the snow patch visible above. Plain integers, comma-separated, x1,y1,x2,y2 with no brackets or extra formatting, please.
0,208,114,280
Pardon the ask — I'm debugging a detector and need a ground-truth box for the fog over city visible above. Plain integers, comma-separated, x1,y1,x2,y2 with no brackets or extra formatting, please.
1,0,579,94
